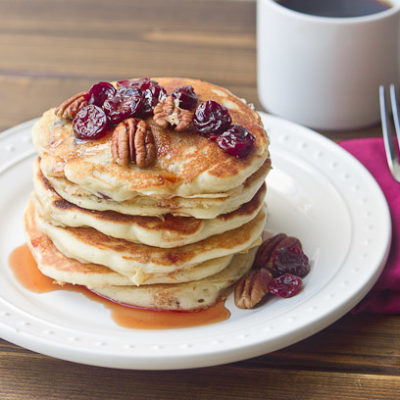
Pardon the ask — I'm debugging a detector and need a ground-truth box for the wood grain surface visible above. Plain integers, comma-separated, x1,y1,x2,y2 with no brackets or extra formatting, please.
0,1,398,399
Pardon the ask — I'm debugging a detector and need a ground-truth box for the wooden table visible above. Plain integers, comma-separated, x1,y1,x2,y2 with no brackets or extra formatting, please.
0,1,398,399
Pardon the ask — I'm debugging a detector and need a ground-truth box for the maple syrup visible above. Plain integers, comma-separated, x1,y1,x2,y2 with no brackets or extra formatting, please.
9,244,59,293
9,244,230,329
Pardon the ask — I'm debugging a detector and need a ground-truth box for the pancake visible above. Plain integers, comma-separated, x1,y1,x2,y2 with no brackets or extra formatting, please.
33,78,269,200
25,76,270,313
25,199,234,286
34,158,267,247
34,203,266,285
92,248,257,311
41,157,270,219
25,199,257,310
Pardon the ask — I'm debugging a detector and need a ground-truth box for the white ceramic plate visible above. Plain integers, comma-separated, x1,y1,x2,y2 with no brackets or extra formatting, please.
0,113,391,370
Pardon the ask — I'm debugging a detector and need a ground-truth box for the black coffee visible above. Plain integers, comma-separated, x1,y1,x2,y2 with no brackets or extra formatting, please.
275,0,392,18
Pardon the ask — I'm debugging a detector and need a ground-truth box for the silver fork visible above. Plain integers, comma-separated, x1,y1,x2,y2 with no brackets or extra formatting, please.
380,84,400,182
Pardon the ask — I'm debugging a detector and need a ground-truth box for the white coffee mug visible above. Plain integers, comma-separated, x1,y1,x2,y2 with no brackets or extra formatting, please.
257,0,400,130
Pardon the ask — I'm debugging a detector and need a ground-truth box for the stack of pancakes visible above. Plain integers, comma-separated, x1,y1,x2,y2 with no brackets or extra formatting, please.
25,78,271,311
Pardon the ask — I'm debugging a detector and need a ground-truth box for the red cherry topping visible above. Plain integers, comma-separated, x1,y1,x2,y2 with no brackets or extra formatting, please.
272,246,310,278
85,82,116,107
102,87,144,124
171,85,198,110
117,78,166,116
72,105,108,140
193,100,232,138
216,124,255,158
269,273,303,298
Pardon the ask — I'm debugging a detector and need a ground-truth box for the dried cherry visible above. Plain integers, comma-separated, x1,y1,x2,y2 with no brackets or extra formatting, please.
171,85,198,110
216,124,255,158
117,78,166,116
102,87,144,124
272,246,310,277
85,81,116,107
193,100,232,138
72,105,108,140
269,273,303,298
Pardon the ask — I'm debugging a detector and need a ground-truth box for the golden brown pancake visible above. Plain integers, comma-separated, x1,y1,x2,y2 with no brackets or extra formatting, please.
92,248,256,311
40,157,270,218
33,157,267,247
33,78,269,200
35,202,266,285
25,199,131,286
25,199,257,310
25,199,235,287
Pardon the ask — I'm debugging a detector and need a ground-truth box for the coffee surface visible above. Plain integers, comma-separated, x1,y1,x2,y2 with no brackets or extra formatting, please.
275,0,392,18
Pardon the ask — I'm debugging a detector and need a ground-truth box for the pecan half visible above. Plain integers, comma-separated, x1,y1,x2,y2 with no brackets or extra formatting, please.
111,118,156,168
55,92,88,120
234,268,272,309
153,96,193,131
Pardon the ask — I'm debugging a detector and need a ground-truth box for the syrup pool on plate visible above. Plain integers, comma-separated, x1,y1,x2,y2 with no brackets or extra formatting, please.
8,244,230,329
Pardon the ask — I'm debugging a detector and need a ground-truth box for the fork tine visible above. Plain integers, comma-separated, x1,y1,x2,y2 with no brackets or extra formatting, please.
379,85,400,182
389,84,400,153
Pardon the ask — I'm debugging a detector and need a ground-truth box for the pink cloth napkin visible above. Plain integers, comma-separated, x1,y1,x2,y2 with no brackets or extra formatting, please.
339,137,400,313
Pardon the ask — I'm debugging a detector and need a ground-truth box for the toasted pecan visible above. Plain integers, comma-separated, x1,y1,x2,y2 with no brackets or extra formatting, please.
111,118,156,168
55,92,88,120
153,96,193,131
234,268,272,309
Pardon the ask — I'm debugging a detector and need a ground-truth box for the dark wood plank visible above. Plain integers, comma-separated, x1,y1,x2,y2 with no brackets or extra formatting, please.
0,341,399,400
252,314,400,375
0,0,256,85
